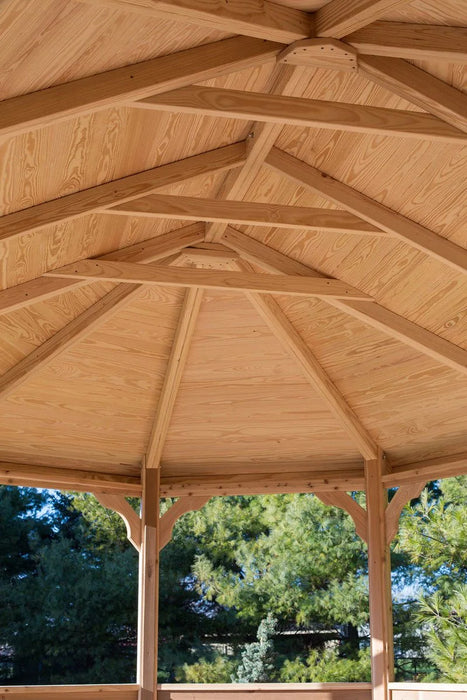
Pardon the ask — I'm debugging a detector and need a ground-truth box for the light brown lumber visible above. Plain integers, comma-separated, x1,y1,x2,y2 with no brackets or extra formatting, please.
279,38,358,72
0,461,141,496
158,684,372,699
0,686,138,699
138,465,160,700
315,492,368,541
345,22,467,63
46,260,372,300
104,193,381,235
315,0,410,38
94,493,142,550
383,452,467,487
266,147,467,274
0,142,245,244
0,223,204,316
222,228,467,376
0,37,281,138
358,55,467,133
365,450,393,700
205,64,305,243
160,468,366,497
138,85,466,143
385,482,426,544
85,0,313,43
159,497,209,549
145,288,204,470
235,261,377,459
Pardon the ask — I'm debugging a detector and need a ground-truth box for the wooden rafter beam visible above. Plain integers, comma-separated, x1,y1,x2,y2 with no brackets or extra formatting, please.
344,22,467,63
94,493,142,550
85,0,313,43
46,260,372,300
234,260,377,460
358,55,467,133
0,37,281,138
159,497,209,549
0,461,141,496
383,452,467,487
0,142,246,244
222,228,467,376
136,85,466,143
266,147,467,275
145,288,204,469
0,223,204,316
204,65,306,243
103,192,381,235
315,0,410,38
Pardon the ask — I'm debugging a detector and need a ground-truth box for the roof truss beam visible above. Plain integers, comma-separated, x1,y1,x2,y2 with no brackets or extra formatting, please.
85,0,313,43
136,85,466,143
46,260,372,300
0,142,246,245
221,228,467,376
102,192,382,234
315,0,411,38
344,21,467,63
0,37,280,139
266,147,467,274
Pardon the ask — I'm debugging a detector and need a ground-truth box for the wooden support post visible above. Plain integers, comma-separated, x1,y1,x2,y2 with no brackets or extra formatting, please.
365,451,393,700
138,465,160,700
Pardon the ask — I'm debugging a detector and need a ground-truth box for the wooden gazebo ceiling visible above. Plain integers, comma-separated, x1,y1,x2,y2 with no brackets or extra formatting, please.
0,0,466,497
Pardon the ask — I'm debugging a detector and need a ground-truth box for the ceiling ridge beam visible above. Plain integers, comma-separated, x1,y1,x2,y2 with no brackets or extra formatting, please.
0,37,281,139
232,259,378,460
145,287,204,470
315,0,411,38
135,85,466,143
45,259,373,301
358,55,467,133
266,147,467,275
343,21,467,63
83,0,313,44
205,64,306,243
0,141,246,245
221,228,467,376
0,223,205,317
103,192,382,234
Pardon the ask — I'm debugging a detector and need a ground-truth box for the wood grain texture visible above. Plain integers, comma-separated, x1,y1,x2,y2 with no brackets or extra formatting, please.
279,38,359,72
358,55,467,132
158,683,372,699
0,36,280,137
0,143,245,243
138,85,466,142
345,21,467,62
384,452,467,486
266,147,467,274
0,687,138,700
104,192,381,234
47,260,372,300
94,493,142,549
85,0,314,43
315,0,410,38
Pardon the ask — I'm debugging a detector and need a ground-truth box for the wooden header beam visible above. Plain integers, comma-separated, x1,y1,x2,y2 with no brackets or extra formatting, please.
135,86,466,143
383,452,467,487
46,260,372,300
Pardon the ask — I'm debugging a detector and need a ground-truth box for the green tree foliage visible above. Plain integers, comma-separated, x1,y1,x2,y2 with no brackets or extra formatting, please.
279,648,371,682
234,614,278,683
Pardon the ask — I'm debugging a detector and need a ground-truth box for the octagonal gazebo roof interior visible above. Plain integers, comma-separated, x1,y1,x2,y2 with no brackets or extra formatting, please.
0,0,466,500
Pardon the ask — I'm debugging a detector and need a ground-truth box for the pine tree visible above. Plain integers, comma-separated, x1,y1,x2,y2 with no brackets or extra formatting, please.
234,614,278,683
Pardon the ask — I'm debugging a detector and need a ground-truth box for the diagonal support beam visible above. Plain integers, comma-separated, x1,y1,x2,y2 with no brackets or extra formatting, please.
84,0,313,44
0,223,204,316
315,0,411,38
137,85,466,143
385,482,426,544
221,228,467,376
94,493,142,551
266,147,467,274
234,259,377,459
145,287,204,469
205,65,306,243
0,37,281,138
0,142,246,244
159,497,210,549
315,491,368,541
358,55,467,133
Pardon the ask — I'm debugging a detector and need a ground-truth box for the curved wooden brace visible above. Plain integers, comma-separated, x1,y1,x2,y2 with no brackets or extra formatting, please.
385,481,426,544
94,493,142,551
315,491,368,542
159,496,210,550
